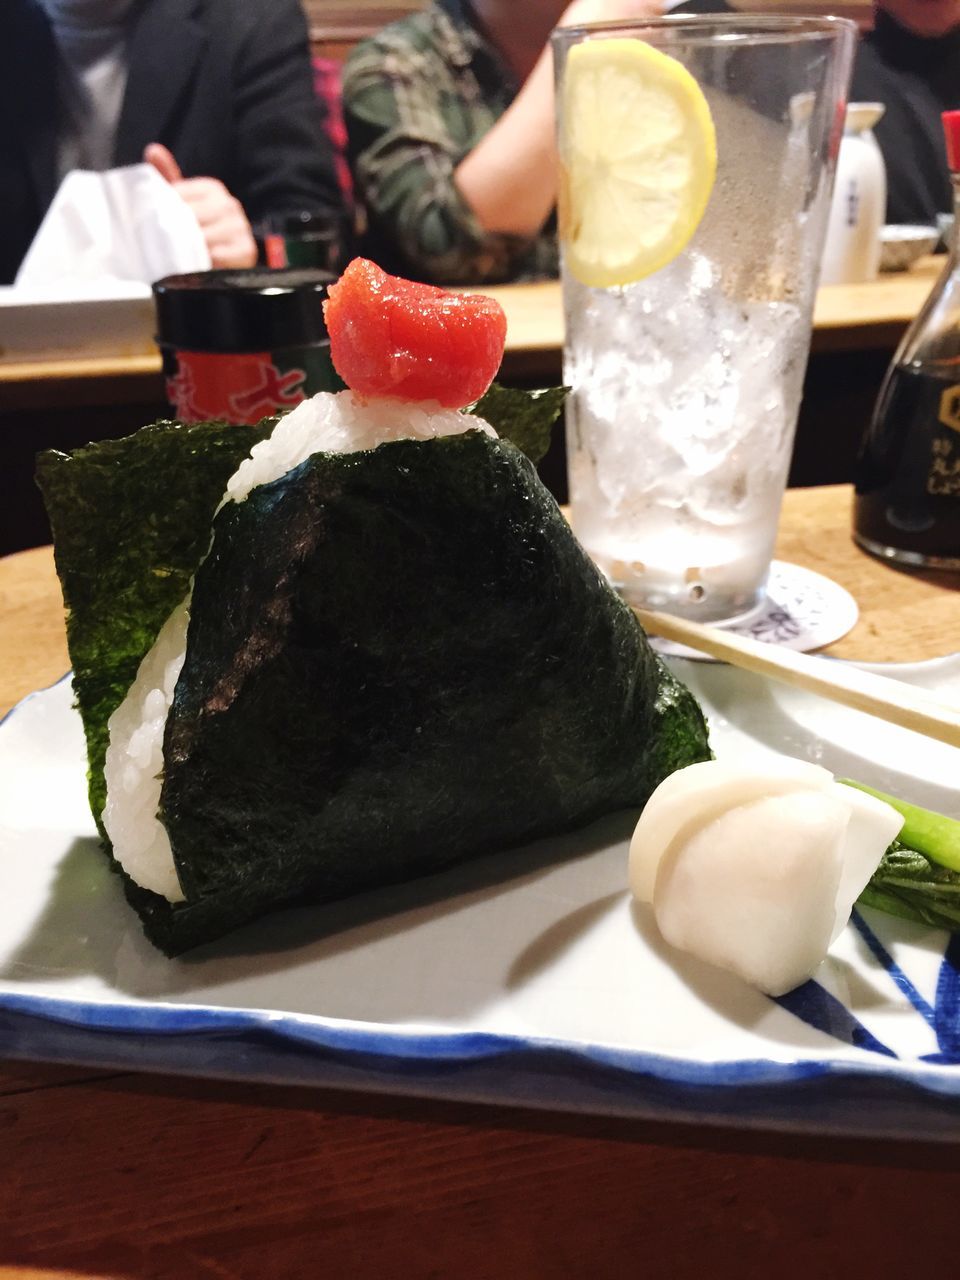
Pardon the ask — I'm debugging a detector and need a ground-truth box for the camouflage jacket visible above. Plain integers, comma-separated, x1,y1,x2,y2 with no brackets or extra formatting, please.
342,0,559,284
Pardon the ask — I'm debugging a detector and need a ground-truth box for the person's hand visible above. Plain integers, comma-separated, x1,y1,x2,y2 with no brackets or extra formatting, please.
559,0,665,24
144,143,258,269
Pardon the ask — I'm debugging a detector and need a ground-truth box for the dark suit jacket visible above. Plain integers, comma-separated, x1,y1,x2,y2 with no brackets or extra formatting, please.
1,0,344,283
850,11,960,225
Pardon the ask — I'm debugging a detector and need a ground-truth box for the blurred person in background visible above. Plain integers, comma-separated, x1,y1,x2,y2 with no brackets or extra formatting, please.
1,0,345,284
851,0,960,224
670,0,960,226
343,0,663,286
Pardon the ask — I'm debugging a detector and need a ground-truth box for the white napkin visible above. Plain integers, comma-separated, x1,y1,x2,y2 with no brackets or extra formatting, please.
15,164,211,288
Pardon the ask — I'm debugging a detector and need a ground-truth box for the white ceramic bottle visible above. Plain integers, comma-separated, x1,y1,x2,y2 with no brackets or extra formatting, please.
821,102,887,285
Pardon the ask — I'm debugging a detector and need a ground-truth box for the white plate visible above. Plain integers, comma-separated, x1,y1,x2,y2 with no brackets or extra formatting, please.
2,656,960,1139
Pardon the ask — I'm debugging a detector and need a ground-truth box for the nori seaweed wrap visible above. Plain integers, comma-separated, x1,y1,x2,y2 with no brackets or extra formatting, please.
37,398,710,953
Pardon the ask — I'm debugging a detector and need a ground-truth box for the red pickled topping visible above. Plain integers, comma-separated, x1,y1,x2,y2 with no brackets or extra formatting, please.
323,258,507,409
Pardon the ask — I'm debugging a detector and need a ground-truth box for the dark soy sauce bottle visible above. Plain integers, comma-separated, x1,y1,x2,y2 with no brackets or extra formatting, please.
853,110,960,569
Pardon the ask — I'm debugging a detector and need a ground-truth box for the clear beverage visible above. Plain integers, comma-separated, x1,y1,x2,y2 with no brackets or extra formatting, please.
554,17,856,623
565,255,808,619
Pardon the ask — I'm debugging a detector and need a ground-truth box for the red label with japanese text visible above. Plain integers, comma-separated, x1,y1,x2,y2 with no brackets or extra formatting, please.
164,350,314,425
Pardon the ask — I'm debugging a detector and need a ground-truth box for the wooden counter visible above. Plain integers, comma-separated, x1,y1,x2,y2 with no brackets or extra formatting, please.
1,486,960,1278
812,255,942,351
0,257,943,404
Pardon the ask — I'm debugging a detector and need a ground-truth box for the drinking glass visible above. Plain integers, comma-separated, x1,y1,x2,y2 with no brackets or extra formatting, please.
553,16,856,623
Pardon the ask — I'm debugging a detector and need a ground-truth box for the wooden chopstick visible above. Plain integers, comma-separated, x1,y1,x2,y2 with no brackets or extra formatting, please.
634,607,960,750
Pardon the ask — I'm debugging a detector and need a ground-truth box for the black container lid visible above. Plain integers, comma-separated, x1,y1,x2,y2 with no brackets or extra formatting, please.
153,267,334,353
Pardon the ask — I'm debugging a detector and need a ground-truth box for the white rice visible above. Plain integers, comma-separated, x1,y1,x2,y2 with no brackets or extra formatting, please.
101,391,496,901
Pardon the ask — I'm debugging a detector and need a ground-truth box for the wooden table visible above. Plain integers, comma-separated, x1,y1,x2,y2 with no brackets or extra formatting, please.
2,485,960,1279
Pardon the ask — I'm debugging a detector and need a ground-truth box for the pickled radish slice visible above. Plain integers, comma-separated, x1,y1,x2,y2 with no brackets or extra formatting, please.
628,758,834,902
629,758,905,995
324,258,507,408
654,790,849,996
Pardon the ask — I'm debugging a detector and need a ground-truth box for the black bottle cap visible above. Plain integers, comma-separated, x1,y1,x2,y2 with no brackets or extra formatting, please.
153,268,335,354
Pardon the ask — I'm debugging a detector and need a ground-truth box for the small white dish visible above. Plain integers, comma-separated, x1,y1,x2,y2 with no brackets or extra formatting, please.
879,224,940,273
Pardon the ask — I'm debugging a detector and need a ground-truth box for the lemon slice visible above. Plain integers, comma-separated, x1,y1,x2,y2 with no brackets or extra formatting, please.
558,38,717,288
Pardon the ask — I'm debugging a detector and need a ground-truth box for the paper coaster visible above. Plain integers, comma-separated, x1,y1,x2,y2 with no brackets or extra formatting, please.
650,560,859,661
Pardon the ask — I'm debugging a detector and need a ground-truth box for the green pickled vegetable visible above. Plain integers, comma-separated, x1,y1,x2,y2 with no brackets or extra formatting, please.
860,845,960,931
841,779,960,872
840,779,960,931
